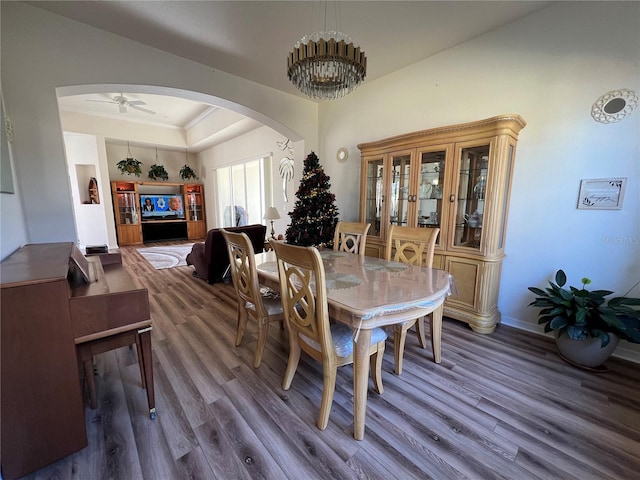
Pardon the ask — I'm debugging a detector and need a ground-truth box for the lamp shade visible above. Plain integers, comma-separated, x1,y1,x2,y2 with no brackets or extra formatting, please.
263,207,281,221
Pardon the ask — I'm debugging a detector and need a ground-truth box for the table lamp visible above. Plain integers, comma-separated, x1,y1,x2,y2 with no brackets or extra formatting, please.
263,207,281,239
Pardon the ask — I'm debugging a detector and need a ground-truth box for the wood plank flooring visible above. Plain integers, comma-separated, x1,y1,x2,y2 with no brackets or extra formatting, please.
20,242,640,480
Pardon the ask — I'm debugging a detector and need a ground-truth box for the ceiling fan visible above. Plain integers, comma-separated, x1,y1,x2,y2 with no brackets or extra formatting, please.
85,94,156,115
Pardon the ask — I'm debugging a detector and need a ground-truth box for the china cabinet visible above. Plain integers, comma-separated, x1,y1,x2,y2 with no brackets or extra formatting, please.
358,114,526,333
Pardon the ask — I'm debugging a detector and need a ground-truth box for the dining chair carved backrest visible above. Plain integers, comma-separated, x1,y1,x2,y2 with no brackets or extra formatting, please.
269,239,387,430
222,229,284,368
333,221,371,256
384,225,441,374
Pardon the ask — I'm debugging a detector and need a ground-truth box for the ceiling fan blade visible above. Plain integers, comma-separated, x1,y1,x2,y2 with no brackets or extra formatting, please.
127,100,147,106
128,104,156,115
119,104,127,114
85,99,117,104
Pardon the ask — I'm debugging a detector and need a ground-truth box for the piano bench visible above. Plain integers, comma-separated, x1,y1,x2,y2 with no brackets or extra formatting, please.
75,320,156,420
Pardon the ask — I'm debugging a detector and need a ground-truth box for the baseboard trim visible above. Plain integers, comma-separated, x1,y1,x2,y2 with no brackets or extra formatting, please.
500,315,640,364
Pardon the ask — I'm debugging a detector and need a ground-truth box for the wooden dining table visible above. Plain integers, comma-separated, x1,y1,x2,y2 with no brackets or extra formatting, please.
255,249,455,440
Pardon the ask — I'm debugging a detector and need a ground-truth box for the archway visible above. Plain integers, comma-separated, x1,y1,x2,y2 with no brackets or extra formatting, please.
56,84,305,248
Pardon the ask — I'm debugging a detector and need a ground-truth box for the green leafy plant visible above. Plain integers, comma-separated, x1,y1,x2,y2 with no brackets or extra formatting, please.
179,164,197,181
116,157,142,177
528,270,640,347
148,164,169,181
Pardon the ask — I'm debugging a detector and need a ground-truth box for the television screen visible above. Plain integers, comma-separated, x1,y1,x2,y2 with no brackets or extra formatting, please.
140,194,185,220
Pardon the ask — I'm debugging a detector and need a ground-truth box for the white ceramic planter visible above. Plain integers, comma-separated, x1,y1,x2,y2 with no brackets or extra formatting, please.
555,331,620,368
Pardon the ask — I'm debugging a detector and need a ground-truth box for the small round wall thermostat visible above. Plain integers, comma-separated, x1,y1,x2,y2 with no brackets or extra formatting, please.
336,147,349,163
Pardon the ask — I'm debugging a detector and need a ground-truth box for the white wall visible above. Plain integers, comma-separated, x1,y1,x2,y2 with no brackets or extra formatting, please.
0,2,317,258
318,2,640,360
62,132,114,249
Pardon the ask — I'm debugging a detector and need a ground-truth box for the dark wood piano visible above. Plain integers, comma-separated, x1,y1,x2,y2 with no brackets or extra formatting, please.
1,242,154,480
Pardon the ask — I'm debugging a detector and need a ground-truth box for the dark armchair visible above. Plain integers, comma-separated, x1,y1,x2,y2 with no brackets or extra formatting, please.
186,224,267,283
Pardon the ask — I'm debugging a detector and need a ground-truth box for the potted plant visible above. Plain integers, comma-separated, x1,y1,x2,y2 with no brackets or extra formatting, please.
148,164,169,181
528,269,640,369
179,164,197,181
116,157,142,177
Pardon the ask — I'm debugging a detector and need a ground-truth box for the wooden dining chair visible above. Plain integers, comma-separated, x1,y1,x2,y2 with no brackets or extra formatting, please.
269,239,387,430
385,225,441,374
333,221,371,256
222,229,284,368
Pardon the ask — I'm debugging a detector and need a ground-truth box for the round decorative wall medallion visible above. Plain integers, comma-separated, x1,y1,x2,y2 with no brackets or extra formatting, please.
591,89,638,124
336,147,349,163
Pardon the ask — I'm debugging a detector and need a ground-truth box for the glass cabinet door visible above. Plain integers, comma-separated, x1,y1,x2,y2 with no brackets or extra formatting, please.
186,193,202,221
454,144,489,250
117,192,139,225
185,185,203,222
363,157,385,240
390,152,412,227
417,150,446,232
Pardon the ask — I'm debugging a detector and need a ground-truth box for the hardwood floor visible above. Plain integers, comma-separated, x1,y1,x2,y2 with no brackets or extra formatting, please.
20,243,640,480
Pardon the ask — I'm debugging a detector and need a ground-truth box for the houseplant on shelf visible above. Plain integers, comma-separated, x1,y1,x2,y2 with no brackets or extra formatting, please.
528,269,640,369
148,164,169,181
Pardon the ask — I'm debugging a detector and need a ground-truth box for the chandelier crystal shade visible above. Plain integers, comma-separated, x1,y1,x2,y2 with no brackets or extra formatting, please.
287,31,367,100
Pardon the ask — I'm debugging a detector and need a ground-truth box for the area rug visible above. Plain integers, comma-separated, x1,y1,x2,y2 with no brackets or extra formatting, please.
137,243,194,270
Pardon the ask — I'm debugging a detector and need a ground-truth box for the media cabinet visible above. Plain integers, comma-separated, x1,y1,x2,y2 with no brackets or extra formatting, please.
111,181,206,245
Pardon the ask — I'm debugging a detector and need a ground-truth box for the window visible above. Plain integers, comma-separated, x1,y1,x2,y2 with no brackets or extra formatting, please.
215,156,272,228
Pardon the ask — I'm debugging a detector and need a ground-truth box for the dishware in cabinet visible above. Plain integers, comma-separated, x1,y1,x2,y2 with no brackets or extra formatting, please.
361,151,416,256
451,143,490,251
416,147,450,242
360,147,449,258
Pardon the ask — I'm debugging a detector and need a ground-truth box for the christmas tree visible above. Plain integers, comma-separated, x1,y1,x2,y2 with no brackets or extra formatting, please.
285,151,339,247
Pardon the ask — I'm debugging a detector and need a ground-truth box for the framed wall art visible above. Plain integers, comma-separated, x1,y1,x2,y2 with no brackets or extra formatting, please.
577,177,626,210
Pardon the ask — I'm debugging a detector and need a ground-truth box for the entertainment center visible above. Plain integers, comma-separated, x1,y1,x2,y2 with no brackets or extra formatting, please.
111,181,206,245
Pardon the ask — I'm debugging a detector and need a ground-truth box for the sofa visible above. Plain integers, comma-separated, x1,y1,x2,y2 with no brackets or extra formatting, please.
186,224,267,283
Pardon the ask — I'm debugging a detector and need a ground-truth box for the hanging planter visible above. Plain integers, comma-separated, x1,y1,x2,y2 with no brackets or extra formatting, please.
116,157,142,177
148,147,169,181
179,164,198,181
148,164,169,181
179,148,198,180
117,142,143,177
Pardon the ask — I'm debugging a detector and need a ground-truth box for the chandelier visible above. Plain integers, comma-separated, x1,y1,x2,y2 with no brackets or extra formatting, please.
287,30,367,100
